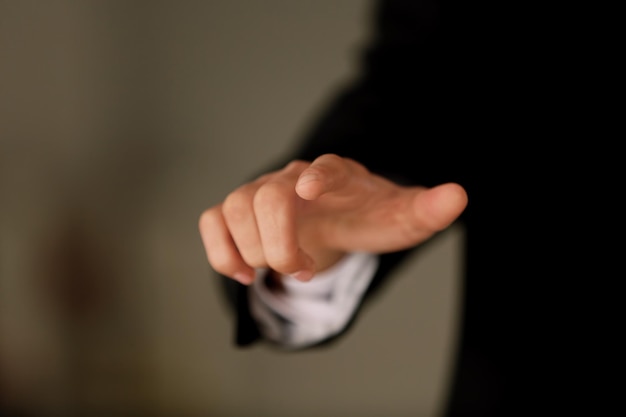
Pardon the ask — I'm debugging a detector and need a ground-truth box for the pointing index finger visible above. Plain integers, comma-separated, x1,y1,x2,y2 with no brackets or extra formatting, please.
295,154,355,200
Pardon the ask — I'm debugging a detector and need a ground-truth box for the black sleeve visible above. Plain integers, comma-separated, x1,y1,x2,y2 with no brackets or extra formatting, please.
293,0,463,186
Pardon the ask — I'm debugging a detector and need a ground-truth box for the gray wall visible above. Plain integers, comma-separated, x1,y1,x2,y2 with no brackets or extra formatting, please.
0,1,462,416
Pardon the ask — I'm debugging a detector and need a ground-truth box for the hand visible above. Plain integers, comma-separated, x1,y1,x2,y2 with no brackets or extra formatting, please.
199,153,468,285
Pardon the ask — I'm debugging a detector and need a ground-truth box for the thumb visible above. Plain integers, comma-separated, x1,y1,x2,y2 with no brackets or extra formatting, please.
411,182,468,233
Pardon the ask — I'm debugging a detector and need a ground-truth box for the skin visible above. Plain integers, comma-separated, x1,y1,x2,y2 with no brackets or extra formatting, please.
199,153,468,285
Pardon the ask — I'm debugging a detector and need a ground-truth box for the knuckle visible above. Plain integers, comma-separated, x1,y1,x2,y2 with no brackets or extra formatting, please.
198,207,218,230
253,181,287,208
240,252,266,269
322,153,343,164
317,153,345,172
312,154,347,177
266,248,299,273
284,159,308,172
234,238,266,267
222,190,253,223
209,253,241,277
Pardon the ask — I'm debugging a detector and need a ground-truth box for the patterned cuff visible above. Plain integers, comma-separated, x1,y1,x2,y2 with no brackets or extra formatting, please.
248,252,379,349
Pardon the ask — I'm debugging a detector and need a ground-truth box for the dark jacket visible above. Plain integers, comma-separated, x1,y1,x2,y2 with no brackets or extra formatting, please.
219,1,599,416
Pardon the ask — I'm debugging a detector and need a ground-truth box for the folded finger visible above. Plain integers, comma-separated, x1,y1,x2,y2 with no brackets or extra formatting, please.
254,165,315,281
198,205,255,285
222,181,267,268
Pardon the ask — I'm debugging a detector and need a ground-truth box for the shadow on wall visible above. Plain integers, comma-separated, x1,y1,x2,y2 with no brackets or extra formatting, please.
0,1,199,415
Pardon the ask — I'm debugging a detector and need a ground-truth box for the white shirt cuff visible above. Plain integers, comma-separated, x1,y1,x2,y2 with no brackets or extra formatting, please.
248,252,379,349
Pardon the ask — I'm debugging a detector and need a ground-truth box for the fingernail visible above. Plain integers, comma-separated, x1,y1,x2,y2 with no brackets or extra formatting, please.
234,272,253,285
297,173,318,186
291,270,314,282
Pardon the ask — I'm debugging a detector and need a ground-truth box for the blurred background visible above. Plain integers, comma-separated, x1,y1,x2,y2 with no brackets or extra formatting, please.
0,1,463,416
